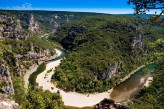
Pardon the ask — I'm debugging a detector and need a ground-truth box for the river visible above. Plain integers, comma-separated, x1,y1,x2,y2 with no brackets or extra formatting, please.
110,63,156,102
27,47,157,107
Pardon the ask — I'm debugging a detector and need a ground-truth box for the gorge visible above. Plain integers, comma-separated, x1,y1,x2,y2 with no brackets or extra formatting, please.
0,10,163,109
26,47,157,107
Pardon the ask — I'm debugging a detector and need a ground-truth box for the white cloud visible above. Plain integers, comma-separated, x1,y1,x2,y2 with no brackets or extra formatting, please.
13,3,32,10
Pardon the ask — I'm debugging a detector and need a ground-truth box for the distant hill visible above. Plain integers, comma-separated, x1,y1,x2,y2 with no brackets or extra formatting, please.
118,14,164,19
0,10,108,35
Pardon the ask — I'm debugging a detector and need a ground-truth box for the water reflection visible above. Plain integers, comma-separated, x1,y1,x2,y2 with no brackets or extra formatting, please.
110,64,156,102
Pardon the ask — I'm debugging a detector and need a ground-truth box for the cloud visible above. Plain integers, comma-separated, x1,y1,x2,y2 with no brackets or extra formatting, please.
13,3,32,10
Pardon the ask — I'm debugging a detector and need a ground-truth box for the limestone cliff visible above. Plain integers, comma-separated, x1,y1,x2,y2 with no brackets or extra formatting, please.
28,15,39,32
0,94,19,109
0,15,25,39
94,99,130,109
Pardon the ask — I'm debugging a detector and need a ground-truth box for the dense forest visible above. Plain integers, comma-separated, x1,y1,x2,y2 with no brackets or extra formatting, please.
0,36,65,108
0,9,163,109
0,10,105,109
51,15,164,93
13,77,64,109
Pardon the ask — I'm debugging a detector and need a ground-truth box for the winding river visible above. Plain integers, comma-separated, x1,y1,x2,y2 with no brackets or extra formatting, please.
110,63,156,102
24,48,156,107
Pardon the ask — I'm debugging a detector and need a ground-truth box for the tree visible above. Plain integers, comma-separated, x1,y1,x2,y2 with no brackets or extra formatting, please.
128,0,164,23
128,0,164,14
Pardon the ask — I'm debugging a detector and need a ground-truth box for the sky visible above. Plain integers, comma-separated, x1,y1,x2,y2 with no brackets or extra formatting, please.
0,0,159,14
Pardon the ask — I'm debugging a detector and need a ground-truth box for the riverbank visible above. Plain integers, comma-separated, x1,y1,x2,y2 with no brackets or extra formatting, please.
35,49,113,107
110,63,156,103
24,64,38,88
24,53,57,88
120,65,145,83
25,48,155,107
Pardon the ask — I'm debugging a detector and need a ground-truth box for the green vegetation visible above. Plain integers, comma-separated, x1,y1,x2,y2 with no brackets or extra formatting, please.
0,32,60,108
0,10,163,108
0,81,8,88
28,63,46,85
128,62,164,109
0,36,55,69
51,15,164,93
13,77,64,109
44,68,53,79
0,10,104,32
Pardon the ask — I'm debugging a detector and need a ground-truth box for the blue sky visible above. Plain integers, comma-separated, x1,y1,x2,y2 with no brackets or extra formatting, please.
0,0,145,14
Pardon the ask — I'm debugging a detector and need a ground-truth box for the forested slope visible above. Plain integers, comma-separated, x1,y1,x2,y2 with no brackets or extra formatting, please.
51,15,164,93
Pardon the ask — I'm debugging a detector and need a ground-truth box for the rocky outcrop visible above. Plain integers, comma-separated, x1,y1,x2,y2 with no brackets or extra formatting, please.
0,94,19,109
94,99,130,109
0,15,26,39
28,15,39,32
102,61,123,79
0,68,14,94
0,13,39,39
0,10,101,39
0,101,19,109
132,28,144,48
15,45,52,61
131,27,146,58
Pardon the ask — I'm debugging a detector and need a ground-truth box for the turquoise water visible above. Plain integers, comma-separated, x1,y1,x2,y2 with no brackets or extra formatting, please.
47,47,68,62
110,63,157,102
29,47,67,85
29,47,157,103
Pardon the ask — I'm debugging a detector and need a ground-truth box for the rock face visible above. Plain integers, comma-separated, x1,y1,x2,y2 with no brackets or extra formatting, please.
102,61,123,79
28,15,39,32
0,15,25,39
14,44,55,75
0,14,38,40
0,94,19,109
94,99,130,109
131,27,146,58
0,101,19,109
0,69,14,94
132,27,144,48
0,10,102,39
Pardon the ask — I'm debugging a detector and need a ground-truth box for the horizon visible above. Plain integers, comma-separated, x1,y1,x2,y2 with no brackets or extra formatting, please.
0,8,134,15
0,0,161,14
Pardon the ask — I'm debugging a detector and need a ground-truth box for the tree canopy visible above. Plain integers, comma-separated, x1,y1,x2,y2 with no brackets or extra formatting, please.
128,0,164,14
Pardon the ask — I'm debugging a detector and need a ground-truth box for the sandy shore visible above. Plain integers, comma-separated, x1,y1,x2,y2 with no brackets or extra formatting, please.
24,49,154,107
24,64,39,88
24,52,57,88
144,77,153,87
35,49,112,107
25,48,154,107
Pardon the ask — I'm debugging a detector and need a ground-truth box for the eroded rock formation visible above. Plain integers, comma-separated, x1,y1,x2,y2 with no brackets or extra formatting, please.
0,94,19,109
94,99,130,109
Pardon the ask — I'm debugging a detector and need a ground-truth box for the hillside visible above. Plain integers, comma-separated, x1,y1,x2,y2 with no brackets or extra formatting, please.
0,10,105,39
0,10,106,109
0,10,163,109
51,15,164,93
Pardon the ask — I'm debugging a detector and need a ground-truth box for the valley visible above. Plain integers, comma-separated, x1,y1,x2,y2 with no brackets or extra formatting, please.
26,47,157,108
0,10,163,109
